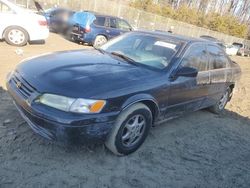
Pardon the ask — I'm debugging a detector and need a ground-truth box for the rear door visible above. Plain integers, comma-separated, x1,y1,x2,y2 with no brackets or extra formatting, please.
166,43,210,117
106,17,121,39
92,16,109,36
207,45,230,105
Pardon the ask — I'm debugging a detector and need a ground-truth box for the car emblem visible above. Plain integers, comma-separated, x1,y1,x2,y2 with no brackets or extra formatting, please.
16,81,22,88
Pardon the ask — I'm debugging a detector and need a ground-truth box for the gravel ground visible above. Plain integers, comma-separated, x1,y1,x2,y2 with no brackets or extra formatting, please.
0,34,250,188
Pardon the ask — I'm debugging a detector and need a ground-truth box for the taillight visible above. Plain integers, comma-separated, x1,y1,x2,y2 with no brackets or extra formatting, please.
85,26,91,33
38,20,47,26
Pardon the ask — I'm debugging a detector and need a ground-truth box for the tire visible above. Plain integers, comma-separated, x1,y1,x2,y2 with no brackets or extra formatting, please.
209,87,231,114
105,103,152,156
93,35,107,48
4,27,28,46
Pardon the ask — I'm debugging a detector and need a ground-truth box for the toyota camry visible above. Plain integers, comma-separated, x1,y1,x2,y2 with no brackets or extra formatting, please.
6,31,241,155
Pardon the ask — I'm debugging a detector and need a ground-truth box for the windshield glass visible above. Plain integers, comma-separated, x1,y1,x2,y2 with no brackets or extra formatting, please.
100,33,182,69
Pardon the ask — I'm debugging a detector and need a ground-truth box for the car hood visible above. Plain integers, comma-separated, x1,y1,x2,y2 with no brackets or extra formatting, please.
16,49,161,99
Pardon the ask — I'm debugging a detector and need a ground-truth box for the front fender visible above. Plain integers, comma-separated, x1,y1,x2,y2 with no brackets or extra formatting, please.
121,93,160,118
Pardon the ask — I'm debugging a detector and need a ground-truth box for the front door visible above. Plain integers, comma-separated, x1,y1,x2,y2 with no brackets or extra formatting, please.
166,43,210,118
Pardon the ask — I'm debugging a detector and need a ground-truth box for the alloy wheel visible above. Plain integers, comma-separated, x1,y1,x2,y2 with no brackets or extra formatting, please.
121,114,146,147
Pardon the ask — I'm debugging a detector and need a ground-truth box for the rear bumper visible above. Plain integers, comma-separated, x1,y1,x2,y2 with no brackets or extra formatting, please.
71,32,86,42
71,32,94,44
29,26,49,41
6,74,119,144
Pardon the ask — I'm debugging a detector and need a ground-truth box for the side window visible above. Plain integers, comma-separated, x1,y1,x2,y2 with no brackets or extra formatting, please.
109,18,117,28
207,45,228,70
180,44,208,72
0,2,12,13
117,19,131,31
94,16,106,27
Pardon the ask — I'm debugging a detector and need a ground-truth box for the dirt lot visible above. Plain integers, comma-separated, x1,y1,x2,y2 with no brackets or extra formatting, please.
0,33,250,188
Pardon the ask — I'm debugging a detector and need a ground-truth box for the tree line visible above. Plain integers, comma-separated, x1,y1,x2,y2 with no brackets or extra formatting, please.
130,0,250,39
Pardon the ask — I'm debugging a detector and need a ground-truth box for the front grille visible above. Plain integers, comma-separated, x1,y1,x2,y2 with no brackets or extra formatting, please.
11,72,36,99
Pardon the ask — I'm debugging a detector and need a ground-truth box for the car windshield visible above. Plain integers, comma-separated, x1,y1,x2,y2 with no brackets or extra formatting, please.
100,33,182,70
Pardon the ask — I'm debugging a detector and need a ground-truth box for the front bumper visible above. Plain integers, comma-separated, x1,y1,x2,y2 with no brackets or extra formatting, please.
6,73,119,144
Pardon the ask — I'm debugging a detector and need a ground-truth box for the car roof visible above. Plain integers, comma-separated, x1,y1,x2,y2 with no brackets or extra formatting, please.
82,11,123,20
133,30,211,44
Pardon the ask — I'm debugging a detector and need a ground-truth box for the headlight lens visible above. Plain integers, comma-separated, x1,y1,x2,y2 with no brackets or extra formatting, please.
39,94,106,114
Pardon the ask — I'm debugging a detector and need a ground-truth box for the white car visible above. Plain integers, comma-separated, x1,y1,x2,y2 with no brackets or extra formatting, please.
225,45,239,56
0,0,49,46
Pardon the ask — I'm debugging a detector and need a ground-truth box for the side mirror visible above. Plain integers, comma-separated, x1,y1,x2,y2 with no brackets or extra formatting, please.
175,67,198,78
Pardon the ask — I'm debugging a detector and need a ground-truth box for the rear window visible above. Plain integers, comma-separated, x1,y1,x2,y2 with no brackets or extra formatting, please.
94,16,106,26
109,17,117,28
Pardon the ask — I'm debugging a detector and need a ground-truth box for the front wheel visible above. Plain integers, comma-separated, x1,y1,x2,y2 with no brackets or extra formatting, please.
5,27,28,46
105,103,152,156
209,87,231,114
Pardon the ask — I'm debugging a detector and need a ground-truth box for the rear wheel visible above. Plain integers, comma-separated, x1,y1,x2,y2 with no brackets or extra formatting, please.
209,87,231,114
93,35,107,48
4,27,28,46
105,103,152,156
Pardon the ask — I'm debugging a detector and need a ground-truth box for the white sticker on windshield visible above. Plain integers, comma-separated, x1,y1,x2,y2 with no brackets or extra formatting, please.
154,41,176,49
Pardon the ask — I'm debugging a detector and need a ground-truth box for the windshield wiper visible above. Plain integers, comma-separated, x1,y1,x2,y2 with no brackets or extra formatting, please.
94,46,106,54
110,52,137,65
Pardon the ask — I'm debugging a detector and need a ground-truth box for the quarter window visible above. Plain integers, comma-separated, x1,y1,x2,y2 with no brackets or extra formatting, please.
207,45,228,69
180,44,208,72
94,16,106,27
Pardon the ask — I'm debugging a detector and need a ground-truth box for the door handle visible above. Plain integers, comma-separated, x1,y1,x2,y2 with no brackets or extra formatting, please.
106,30,110,33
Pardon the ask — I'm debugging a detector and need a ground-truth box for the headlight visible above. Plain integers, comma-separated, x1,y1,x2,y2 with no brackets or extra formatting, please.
38,94,106,114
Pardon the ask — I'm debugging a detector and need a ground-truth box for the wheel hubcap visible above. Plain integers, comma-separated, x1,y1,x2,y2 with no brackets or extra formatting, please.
95,37,106,47
121,114,146,147
218,91,229,110
8,29,25,45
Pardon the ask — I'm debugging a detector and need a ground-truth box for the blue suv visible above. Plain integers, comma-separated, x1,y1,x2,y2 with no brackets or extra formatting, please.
70,12,133,47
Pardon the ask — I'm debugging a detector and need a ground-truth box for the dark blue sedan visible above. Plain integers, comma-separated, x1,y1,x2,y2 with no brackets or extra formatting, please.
69,12,133,47
6,31,241,155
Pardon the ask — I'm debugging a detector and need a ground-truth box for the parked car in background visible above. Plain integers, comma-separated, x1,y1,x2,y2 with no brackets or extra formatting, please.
232,42,250,57
200,35,226,50
225,44,239,56
0,0,49,46
70,11,133,47
6,31,241,155
44,8,75,34
34,2,75,34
